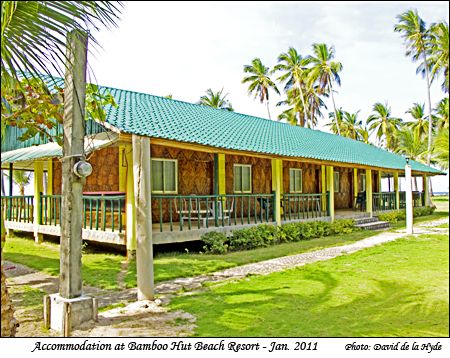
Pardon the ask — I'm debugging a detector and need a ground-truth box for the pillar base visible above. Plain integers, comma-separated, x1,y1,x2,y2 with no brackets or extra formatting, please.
44,294,97,336
34,232,43,244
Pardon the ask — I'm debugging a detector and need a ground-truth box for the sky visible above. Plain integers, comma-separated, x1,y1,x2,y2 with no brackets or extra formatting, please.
5,1,450,194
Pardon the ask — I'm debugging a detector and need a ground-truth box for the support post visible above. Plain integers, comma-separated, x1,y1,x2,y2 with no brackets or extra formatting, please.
394,172,400,210
8,163,13,220
33,161,44,243
405,163,413,234
218,153,226,197
125,146,136,256
321,165,326,212
377,170,382,192
353,168,358,208
119,146,127,193
366,169,373,217
47,159,53,219
132,134,154,300
422,175,429,207
326,166,335,221
272,159,282,225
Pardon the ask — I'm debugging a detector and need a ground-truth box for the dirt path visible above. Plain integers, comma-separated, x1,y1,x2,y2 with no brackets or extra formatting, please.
5,216,448,337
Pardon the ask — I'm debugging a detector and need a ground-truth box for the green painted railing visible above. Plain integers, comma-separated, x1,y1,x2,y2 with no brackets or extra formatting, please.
372,192,396,211
82,194,125,233
399,191,424,209
40,195,62,226
282,193,328,221
1,195,34,223
152,193,275,232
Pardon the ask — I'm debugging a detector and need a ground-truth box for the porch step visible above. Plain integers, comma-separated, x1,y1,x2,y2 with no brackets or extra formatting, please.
356,220,390,231
353,216,379,225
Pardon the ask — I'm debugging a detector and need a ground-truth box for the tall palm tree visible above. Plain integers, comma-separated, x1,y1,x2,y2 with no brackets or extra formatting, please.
428,21,449,93
435,97,449,129
367,102,403,151
1,0,122,338
405,103,431,139
308,43,343,134
394,9,434,168
12,171,31,196
433,130,449,170
327,108,344,135
341,111,363,140
242,58,280,119
357,125,371,144
273,47,311,126
198,88,234,111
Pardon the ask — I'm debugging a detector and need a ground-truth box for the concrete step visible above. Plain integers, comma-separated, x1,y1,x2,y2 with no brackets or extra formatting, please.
356,220,390,231
354,216,379,225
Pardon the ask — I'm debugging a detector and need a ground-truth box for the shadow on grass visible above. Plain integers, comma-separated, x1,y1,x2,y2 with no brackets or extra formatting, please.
171,271,448,337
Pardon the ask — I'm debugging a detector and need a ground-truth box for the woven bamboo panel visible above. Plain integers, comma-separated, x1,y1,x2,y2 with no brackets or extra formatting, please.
283,161,321,194
225,155,272,194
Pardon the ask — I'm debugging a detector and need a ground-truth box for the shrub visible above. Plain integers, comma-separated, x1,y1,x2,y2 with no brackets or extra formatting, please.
201,231,228,254
329,219,356,235
229,224,279,251
378,206,436,223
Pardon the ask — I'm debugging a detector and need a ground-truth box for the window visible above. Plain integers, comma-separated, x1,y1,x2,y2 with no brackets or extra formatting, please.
234,164,252,193
289,168,303,193
334,172,340,193
151,159,177,194
360,173,366,192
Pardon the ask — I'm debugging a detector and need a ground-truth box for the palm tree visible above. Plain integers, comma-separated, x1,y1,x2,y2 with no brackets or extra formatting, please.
198,88,234,111
1,0,122,338
277,107,297,126
435,97,449,129
433,130,449,170
428,21,449,93
308,43,343,134
273,47,311,126
242,58,280,120
327,108,344,135
357,125,371,144
12,171,31,196
367,102,403,151
405,103,431,139
341,111,363,140
394,9,434,168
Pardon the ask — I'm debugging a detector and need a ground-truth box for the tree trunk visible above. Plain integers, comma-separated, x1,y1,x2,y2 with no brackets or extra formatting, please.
297,80,309,127
424,52,434,206
266,100,271,120
328,82,340,135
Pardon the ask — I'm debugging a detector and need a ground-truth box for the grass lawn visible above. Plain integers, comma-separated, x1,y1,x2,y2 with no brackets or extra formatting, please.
170,233,449,337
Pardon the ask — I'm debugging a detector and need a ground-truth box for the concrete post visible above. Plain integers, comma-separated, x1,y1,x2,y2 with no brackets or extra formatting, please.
125,146,136,255
422,175,429,207
132,134,154,300
366,169,373,217
326,166,335,221
405,164,413,234
33,162,44,243
394,172,400,210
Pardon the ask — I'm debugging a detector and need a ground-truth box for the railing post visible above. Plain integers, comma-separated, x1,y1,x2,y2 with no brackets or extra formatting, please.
272,159,282,225
326,166,335,221
365,169,373,217
125,145,136,256
321,165,327,212
33,161,44,243
422,175,429,207
394,172,400,210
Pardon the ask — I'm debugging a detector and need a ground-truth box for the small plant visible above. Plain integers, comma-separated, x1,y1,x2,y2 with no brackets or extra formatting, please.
201,231,228,254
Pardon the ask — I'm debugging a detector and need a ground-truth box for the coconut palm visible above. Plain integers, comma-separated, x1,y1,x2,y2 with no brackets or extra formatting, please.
341,111,363,140
1,0,122,338
357,125,371,144
367,102,403,151
428,21,449,93
277,107,297,126
198,88,234,111
435,97,449,129
308,43,343,134
273,47,312,126
327,108,344,135
433,130,449,169
405,103,431,139
395,9,434,167
242,58,280,120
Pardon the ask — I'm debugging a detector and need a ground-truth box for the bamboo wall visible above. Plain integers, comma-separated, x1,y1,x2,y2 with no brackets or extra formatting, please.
52,147,120,194
283,161,321,194
333,167,353,209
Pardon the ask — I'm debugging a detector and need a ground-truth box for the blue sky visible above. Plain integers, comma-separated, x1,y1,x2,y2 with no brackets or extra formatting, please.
87,1,449,191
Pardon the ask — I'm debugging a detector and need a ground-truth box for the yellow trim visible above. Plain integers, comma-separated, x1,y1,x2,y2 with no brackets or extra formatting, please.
233,164,252,193
34,161,44,243
218,153,226,196
119,146,126,192
151,158,178,194
273,159,282,225
326,166,335,221
366,169,373,216
125,147,136,251
47,159,53,196
394,172,399,210
353,168,358,198
321,165,326,211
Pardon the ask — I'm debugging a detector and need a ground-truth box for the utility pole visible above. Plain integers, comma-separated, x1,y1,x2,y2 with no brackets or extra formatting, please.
45,30,96,336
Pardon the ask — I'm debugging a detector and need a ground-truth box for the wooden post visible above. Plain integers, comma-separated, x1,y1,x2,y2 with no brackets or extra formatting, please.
132,134,154,300
321,165,326,212
218,153,226,196
377,170,382,192
47,159,53,219
405,163,413,234
125,146,136,254
326,166,335,221
366,169,373,217
394,172,400,210
272,159,282,225
60,30,88,299
353,168,358,208
33,161,44,243
422,175,429,207
119,146,127,193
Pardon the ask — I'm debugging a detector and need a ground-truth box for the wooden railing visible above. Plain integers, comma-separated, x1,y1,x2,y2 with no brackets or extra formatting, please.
40,195,62,226
152,193,275,232
282,193,328,221
1,195,34,223
372,192,396,212
399,191,424,209
82,194,125,233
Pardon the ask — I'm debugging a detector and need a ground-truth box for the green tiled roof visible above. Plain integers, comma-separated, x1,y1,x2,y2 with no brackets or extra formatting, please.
100,86,441,174
3,75,443,175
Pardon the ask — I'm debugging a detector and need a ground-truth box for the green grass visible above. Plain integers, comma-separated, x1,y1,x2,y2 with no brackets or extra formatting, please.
9,285,45,313
170,233,449,337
